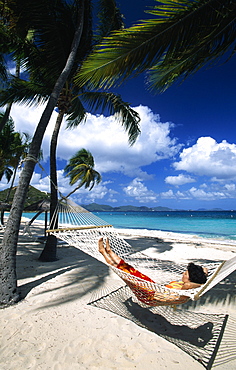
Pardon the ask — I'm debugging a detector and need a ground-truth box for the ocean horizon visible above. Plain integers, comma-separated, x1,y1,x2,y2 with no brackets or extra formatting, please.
19,210,236,241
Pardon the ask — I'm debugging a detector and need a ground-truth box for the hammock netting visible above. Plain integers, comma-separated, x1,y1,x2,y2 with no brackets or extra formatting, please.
89,285,230,370
47,198,236,307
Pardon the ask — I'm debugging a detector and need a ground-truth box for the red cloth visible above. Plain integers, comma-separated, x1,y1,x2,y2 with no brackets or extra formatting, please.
116,259,156,305
165,281,184,289
116,260,187,307
117,259,155,282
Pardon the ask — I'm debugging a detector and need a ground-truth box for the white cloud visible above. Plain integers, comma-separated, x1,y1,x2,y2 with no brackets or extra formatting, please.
10,103,58,160
225,183,236,192
165,174,196,186
123,178,157,203
160,182,236,201
160,189,175,199
188,187,227,200
174,137,236,180
9,104,181,179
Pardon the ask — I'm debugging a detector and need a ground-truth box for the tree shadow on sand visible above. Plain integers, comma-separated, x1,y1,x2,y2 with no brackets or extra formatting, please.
16,237,112,306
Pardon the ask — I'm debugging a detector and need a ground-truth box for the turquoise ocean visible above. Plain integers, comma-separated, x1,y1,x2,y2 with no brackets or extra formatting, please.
21,210,236,241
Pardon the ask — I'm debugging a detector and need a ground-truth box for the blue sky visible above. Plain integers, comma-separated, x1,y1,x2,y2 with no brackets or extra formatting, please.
1,0,236,210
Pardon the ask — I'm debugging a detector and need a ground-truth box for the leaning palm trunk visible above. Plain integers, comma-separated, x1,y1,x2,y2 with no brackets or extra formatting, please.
1,161,19,225
0,102,13,133
0,63,20,132
0,0,85,306
39,111,64,262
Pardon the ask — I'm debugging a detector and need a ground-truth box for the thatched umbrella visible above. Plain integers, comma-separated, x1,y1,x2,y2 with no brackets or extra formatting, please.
0,202,11,210
24,199,50,237
0,202,11,225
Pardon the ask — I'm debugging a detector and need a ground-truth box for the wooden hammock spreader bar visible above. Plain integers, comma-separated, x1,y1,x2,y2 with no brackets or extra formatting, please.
46,224,113,233
193,260,226,300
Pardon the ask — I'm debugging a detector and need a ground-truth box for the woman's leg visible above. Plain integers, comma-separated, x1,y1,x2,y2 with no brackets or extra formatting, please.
98,237,121,267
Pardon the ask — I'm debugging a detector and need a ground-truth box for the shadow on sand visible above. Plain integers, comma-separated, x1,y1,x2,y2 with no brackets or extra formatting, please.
8,229,236,369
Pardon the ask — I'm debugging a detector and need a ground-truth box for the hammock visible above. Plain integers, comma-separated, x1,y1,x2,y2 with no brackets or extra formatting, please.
47,198,236,307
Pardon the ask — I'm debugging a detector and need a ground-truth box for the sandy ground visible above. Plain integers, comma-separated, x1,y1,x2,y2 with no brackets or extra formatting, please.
0,224,236,370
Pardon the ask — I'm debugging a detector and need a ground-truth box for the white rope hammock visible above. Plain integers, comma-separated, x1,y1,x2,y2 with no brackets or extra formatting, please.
47,199,236,307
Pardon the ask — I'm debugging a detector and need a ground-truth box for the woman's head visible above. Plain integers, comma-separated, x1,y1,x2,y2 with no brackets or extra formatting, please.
187,262,208,284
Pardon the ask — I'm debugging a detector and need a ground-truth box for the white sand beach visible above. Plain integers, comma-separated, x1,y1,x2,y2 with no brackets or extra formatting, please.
1,224,236,370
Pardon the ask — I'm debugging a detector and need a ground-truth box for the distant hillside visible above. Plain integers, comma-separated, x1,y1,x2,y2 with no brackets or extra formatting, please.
82,203,174,212
0,186,50,209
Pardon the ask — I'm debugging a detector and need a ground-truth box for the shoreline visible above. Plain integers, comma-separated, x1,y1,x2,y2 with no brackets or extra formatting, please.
117,227,236,252
9,210,236,242
0,225,236,369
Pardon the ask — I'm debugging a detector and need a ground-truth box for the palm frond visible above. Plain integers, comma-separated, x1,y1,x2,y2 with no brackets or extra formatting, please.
75,0,236,91
80,91,140,145
64,148,101,196
0,77,49,107
95,0,124,41
6,0,84,84
65,96,87,128
0,167,13,182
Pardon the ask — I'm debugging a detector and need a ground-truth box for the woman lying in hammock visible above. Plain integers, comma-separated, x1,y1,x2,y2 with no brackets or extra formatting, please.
98,237,208,306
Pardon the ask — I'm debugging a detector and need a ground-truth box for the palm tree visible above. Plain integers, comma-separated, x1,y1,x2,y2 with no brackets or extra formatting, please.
0,0,88,306
0,0,140,304
0,115,16,183
39,148,101,261
75,0,236,92
0,114,30,186
0,0,32,132
0,115,31,224
1,1,140,262
64,148,102,198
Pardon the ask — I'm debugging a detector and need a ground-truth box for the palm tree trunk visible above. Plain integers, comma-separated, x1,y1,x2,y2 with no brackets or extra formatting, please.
0,0,85,306
0,61,20,132
39,111,64,261
0,163,19,226
0,103,13,132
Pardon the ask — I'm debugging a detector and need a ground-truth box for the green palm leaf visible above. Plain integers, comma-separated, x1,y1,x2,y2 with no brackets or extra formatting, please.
95,0,124,41
66,96,87,128
0,77,49,107
75,0,236,91
64,148,102,196
80,91,140,145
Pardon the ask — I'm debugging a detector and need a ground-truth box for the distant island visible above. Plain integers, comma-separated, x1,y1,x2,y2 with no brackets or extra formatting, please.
81,203,226,212
81,203,173,212
0,187,228,212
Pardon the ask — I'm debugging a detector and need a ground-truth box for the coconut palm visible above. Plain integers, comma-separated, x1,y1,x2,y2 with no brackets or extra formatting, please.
64,148,102,198
75,0,236,92
0,0,89,306
0,0,140,304
1,1,140,262
39,148,101,262
0,117,30,189
0,115,16,182
0,0,34,131
0,115,31,224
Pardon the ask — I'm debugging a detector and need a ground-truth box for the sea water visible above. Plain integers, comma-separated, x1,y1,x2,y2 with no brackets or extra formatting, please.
21,210,236,241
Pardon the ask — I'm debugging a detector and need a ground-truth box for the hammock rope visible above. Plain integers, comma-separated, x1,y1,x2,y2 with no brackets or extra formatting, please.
47,199,236,307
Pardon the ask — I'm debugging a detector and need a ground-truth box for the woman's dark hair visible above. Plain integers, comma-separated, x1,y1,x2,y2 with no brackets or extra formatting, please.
187,263,207,284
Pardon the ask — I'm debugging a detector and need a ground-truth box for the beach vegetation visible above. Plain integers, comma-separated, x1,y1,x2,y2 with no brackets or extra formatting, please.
0,185,50,207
